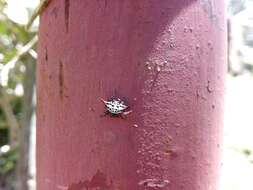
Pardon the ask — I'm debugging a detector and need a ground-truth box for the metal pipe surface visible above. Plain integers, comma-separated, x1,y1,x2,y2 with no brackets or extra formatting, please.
37,1,226,189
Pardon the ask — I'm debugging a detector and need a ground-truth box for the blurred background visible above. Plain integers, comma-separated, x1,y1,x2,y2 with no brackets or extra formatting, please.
0,0,252,190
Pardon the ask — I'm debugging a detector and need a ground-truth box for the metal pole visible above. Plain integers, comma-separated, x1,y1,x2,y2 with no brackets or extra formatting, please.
37,1,226,189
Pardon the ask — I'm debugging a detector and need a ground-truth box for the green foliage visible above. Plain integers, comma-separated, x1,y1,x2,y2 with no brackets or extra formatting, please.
0,0,36,130
0,129,8,145
0,1,37,188
0,149,17,176
11,97,22,117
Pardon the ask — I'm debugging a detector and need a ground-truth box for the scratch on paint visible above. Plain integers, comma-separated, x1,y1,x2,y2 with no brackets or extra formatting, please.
59,60,64,100
64,0,70,32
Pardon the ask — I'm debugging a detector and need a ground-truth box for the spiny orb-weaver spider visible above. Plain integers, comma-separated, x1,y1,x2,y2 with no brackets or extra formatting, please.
100,97,132,118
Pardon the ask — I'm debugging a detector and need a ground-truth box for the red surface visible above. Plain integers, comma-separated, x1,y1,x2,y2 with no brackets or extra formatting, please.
37,1,226,190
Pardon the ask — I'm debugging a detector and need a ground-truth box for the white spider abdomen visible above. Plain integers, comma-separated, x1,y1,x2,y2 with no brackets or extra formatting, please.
104,99,128,114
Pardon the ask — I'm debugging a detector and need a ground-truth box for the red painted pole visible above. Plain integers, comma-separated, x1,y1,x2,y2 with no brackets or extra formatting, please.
37,1,226,190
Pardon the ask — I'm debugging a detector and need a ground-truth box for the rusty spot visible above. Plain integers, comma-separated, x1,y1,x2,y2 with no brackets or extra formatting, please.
64,0,70,32
45,47,48,61
164,149,174,156
59,60,64,100
67,170,113,190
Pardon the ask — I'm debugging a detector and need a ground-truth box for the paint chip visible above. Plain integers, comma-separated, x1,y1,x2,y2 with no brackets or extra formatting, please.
138,179,170,188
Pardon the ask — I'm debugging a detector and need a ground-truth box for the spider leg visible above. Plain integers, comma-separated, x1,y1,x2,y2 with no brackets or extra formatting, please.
100,98,107,104
122,110,133,116
120,114,127,119
100,110,110,117
119,110,133,119
113,89,118,98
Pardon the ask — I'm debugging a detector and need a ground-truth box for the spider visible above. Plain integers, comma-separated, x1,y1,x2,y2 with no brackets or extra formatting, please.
100,97,132,118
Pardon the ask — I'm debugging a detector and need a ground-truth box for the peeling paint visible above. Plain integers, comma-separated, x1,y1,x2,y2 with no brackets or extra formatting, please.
67,170,113,190
138,178,170,188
